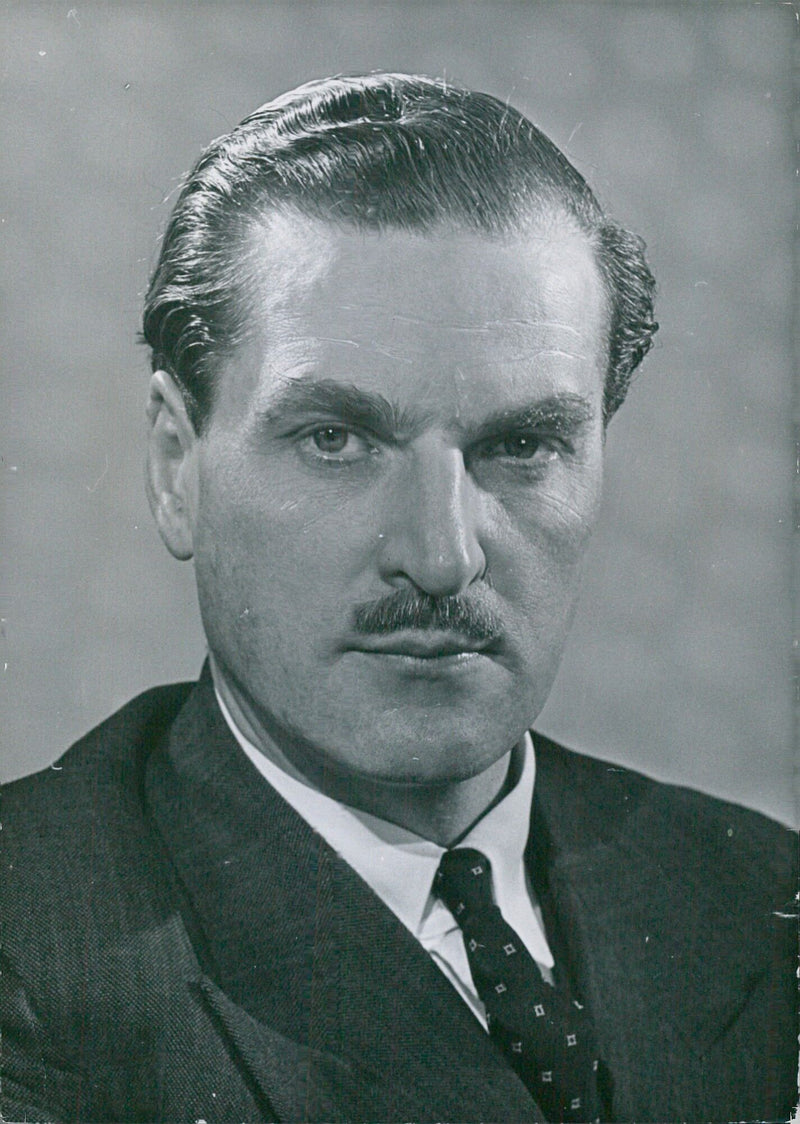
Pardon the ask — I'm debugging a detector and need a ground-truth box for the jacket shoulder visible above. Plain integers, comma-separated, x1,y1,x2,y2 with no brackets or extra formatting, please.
3,680,192,815
2,680,195,975
1,678,265,1121
531,732,797,899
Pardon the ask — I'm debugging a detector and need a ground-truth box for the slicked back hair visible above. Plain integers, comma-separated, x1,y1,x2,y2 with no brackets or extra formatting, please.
143,73,657,432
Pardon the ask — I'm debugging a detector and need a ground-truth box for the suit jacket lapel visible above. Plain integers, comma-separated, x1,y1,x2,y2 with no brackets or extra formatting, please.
146,674,545,1122
528,736,783,1119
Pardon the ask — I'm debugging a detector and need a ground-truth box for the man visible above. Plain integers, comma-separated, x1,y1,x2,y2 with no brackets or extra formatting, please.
2,74,796,1123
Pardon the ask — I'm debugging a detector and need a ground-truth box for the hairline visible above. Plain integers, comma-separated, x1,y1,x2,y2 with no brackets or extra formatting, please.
195,198,614,430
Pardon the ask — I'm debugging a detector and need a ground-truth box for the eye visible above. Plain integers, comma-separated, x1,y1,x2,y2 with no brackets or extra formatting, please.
313,425,349,454
300,424,374,463
485,432,558,463
500,434,543,459
471,431,562,480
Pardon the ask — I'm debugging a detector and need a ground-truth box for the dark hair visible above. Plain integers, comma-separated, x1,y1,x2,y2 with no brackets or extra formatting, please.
143,73,657,431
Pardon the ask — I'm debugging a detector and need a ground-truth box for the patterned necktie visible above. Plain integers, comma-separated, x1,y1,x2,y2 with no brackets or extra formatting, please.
435,847,603,1124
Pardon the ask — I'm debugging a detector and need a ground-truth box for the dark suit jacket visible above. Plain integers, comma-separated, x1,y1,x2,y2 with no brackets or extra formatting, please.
2,671,797,1123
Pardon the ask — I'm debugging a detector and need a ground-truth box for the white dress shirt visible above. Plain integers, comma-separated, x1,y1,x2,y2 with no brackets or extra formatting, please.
214,684,554,1027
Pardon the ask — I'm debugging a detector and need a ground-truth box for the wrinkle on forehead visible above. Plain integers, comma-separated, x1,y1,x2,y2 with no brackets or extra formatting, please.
240,324,597,420
221,211,608,426
388,315,586,337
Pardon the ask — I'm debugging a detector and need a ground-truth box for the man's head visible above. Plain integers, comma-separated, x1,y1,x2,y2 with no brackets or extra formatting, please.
143,74,657,806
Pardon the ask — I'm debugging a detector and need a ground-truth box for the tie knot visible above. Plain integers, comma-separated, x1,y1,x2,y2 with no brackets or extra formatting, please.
435,847,494,919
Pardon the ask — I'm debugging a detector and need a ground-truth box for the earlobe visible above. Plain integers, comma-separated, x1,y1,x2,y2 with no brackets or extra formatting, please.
145,370,198,561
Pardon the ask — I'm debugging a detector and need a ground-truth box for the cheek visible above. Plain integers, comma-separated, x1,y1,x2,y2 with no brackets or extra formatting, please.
490,469,602,620
538,475,603,568
193,452,370,628
497,456,603,551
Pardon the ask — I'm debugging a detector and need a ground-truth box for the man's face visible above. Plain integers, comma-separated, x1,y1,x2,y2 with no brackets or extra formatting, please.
189,212,607,787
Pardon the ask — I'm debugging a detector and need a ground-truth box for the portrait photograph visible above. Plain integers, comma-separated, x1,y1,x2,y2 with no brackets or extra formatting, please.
1,3,797,1122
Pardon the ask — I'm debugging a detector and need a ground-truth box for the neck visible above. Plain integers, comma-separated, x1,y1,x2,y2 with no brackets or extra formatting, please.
318,754,515,846
211,655,515,846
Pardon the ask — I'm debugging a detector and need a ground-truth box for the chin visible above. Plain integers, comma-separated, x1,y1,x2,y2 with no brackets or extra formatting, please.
374,700,534,761
336,728,518,788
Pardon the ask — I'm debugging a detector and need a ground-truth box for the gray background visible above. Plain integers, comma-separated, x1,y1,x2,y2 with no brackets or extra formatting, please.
1,1,796,826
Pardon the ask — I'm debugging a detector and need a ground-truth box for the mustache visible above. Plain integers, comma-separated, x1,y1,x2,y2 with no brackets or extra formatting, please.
351,590,502,642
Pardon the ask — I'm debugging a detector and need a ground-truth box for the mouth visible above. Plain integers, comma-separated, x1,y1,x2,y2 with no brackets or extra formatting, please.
347,630,500,660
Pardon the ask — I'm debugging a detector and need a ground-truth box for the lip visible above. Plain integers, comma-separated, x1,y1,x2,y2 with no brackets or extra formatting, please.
347,630,499,660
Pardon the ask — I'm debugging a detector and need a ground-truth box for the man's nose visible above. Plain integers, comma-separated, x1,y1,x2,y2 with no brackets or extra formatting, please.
378,443,487,597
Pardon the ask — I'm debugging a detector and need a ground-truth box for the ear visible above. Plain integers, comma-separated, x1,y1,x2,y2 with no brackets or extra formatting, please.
145,370,199,561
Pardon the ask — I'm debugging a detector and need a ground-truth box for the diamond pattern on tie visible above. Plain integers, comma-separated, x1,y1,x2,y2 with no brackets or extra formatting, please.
435,847,604,1123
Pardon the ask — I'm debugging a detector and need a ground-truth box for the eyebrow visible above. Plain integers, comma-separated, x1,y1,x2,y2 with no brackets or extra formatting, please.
255,379,430,441
468,395,595,445
255,378,595,445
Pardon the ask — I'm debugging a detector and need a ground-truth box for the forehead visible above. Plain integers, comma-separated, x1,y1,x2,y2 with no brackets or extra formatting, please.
214,211,609,424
